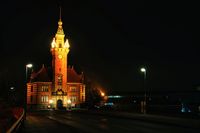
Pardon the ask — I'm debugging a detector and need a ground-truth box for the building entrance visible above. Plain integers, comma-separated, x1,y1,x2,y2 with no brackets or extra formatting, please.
57,99,63,109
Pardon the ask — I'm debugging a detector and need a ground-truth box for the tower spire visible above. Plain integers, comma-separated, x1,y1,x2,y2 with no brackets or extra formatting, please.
57,6,64,34
59,6,62,21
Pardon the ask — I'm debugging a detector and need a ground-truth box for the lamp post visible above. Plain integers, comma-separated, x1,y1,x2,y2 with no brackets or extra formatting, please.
26,64,33,80
140,67,146,114
25,63,33,119
67,99,72,110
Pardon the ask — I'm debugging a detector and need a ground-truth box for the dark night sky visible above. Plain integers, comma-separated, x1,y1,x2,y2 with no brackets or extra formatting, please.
0,0,199,93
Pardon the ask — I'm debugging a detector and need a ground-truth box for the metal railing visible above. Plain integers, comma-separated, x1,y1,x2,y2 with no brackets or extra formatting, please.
6,109,25,133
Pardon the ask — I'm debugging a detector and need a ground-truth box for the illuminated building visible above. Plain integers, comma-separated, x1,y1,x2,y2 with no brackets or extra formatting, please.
26,11,85,110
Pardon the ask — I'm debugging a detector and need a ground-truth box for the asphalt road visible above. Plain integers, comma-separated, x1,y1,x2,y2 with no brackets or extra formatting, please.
20,110,200,133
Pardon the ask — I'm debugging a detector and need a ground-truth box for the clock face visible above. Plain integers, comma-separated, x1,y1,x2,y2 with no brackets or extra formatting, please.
58,54,62,59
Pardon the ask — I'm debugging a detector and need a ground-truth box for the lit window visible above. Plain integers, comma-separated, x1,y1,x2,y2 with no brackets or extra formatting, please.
70,87,77,92
71,96,77,102
41,95,48,103
41,86,49,92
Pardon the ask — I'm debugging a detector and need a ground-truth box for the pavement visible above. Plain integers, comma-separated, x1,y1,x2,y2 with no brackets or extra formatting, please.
16,109,200,132
72,109,200,129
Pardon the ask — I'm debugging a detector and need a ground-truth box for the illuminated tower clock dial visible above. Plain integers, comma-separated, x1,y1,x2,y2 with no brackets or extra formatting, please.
58,54,62,59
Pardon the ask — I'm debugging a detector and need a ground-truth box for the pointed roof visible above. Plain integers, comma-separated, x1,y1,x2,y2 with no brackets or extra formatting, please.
30,65,84,83
67,66,84,83
57,7,64,35
30,65,51,82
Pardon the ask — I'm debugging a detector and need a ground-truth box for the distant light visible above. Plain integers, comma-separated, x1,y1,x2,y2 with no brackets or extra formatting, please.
94,105,100,108
104,102,114,106
181,103,191,113
108,95,122,98
26,64,33,68
10,87,14,90
140,68,146,72
181,108,185,113
101,92,105,97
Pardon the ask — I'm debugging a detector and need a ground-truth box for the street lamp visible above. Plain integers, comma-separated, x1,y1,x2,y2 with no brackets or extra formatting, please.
140,67,147,114
101,92,105,97
25,63,33,119
26,64,33,80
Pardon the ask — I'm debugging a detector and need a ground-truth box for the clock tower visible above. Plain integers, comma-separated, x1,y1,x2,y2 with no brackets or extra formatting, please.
50,11,70,94
26,8,85,110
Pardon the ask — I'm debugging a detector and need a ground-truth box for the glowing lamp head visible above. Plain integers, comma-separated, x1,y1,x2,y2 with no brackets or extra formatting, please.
101,92,105,97
140,68,146,73
26,64,33,68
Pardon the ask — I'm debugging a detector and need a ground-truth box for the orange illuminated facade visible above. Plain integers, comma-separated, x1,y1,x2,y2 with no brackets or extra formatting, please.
27,12,85,110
